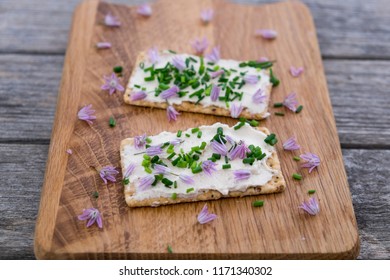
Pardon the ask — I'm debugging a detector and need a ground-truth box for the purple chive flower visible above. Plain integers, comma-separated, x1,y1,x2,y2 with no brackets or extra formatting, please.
78,104,96,124
145,145,163,156
134,133,147,150
283,136,301,151
229,140,250,160
210,69,224,79
233,169,251,181
230,102,243,118
167,105,180,122
179,174,194,185
200,9,214,24
197,204,217,224
283,92,299,112
256,29,277,39
170,138,182,146
124,163,136,178
244,74,259,84
161,85,179,99
300,153,320,173
100,166,119,184
96,42,112,49
153,164,171,175
202,160,218,176
252,88,267,104
290,66,304,77
191,37,209,54
101,73,124,95
66,149,73,155
137,4,152,17
138,174,155,191
225,135,235,145
172,56,186,71
206,46,220,62
211,139,228,156
78,208,103,228
299,197,320,216
258,56,269,62
131,90,147,101
148,47,160,64
210,85,220,102
104,13,121,27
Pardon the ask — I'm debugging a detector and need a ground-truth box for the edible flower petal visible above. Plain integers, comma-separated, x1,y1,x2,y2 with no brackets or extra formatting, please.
258,56,269,62
172,56,186,71
256,29,277,39
66,149,73,155
233,169,251,181
200,9,214,24
179,174,195,185
153,164,171,175
78,208,103,228
161,85,179,99
283,136,301,151
244,74,259,84
283,92,299,112
211,139,228,156
145,145,163,156
138,174,155,191
300,152,320,173
104,13,121,27
137,4,152,16
191,37,209,54
96,42,112,49
101,73,124,95
210,84,221,101
252,88,267,104
210,69,224,79
290,66,304,77
124,163,136,178
78,104,96,124
230,102,243,118
134,134,147,150
197,204,217,224
299,197,320,215
229,140,250,160
148,47,160,64
206,46,220,62
201,160,218,176
99,165,119,184
131,90,147,101
167,105,180,122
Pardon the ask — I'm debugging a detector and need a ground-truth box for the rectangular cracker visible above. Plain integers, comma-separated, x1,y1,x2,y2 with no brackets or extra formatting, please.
120,123,286,207
124,51,274,120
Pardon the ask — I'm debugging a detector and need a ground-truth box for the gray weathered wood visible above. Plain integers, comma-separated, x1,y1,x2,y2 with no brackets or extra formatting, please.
1,54,389,147
0,144,388,259
0,0,389,58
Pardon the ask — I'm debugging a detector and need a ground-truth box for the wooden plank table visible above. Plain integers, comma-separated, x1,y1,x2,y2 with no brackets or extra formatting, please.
0,0,389,259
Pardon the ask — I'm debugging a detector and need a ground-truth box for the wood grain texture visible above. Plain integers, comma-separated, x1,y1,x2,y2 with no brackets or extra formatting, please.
33,0,359,259
0,0,389,58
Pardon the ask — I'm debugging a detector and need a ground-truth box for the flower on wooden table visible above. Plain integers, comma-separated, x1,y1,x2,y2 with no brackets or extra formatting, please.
137,4,152,17
167,105,180,122
78,104,96,124
258,56,269,62
104,13,121,27
283,136,301,151
197,204,217,224
96,42,112,49
66,149,73,155
299,197,320,216
101,73,124,95
300,152,320,173
78,207,103,228
134,133,147,150
148,47,160,64
290,66,304,77
100,165,119,184
252,88,267,104
200,9,214,24
131,90,147,101
206,46,220,62
201,160,217,176
191,37,209,54
233,169,251,181
283,92,299,112
230,102,243,118
256,29,277,39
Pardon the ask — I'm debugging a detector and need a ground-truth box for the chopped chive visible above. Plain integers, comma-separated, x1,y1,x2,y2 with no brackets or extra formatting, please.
122,177,130,185
113,66,123,73
292,173,302,180
139,62,144,69
171,192,177,199
176,130,182,137
243,158,255,164
186,187,194,193
275,112,285,116
174,181,178,189
185,133,191,137
191,166,202,174
151,155,160,163
296,105,303,113
167,152,176,160
249,120,259,127
191,127,200,133
146,137,152,144
189,57,197,63
234,122,245,130
222,164,231,169
168,49,177,54
143,154,150,160
239,62,247,67
274,102,283,108
109,116,116,127
167,245,173,253
308,190,316,195
192,154,200,160
171,157,181,166
144,167,152,174
264,133,278,146
293,156,301,161
144,76,155,82
162,178,173,186
197,131,202,138
208,157,217,162
225,156,229,164
217,127,223,135
252,200,264,207
200,142,207,149
212,153,221,160
93,191,99,199
269,68,280,87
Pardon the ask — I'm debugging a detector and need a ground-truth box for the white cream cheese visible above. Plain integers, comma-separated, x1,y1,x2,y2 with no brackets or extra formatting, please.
122,122,279,201
127,51,271,115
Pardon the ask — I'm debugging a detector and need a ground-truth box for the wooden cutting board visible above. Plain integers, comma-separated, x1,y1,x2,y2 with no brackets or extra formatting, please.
34,0,359,259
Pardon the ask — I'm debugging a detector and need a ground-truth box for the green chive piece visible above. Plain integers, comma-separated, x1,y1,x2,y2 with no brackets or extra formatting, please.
192,154,200,160
217,127,223,135
167,152,176,160
249,120,259,127
264,133,278,146
197,131,202,138
234,122,245,130
143,154,150,160
167,245,173,253
222,164,231,169
200,142,207,150
144,167,152,174
243,158,255,165
122,177,130,185
171,192,177,200
93,191,99,199
113,66,123,73
192,166,202,174
296,105,303,113
252,200,264,207
185,133,191,137
212,153,221,160
144,76,155,82
293,156,301,161
292,173,302,180
177,130,182,137
186,187,195,193
269,68,280,87
308,190,316,195
225,156,229,164
162,178,173,186
274,102,283,108
191,127,200,133
146,137,152,144
109,116,116,127
174,181,178,189
151,155,160,163
275,112,285,116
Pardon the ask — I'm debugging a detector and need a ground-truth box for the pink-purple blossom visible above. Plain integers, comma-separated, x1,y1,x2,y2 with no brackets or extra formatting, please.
200,9,214,24
300,152,320,173
256,29,277,39
66,149,73,155
138,174,155,191
191,37,209,54
244,74,259,84
153,164,171,175
172,56,186,71
104,13,121,27
78,104,96,125
283,136,301,151
299,197,320,216
233,169,251,181
225,135,235,145
167,105,180,122
197,204,217,224
96,42,112,49
252,88,267,104
161,85,179,99
134,133,147,150
230,102,243,118
229,141,250,160
78,207,103,228
145,145,163,156
170,138,183,146
211,139,228,156
101,73,124,95
283,92,299,112
202,160,217,176
124,163,136,178
258,56,269,62
206,46,220,62
99,165,119,184
210,69,224,79
179,174,194,185
210,85,220,101
131,90,147,101
137,4,152,17
290,66,304,77
148,47,160,64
